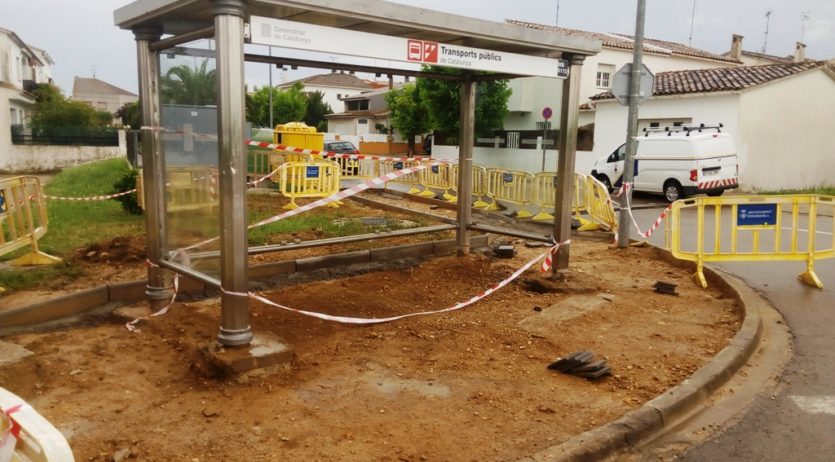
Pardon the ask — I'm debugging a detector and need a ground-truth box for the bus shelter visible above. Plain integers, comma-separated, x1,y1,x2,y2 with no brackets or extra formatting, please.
115,0,600,346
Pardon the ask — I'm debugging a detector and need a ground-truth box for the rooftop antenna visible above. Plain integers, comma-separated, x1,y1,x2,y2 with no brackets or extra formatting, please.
688,0,697,46
555,0,560,28
800,11,810,42
762,10,772,53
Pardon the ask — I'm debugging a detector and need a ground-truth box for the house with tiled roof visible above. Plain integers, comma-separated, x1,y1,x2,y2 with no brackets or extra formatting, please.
325,84,396,136
723,34,811,66
277,71,373,115
71,77,137,117
504,20,741,129
589,62,835,191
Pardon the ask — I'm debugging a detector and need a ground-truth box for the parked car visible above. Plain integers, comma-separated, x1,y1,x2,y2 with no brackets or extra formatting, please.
324,141,359,154
590,125,739,202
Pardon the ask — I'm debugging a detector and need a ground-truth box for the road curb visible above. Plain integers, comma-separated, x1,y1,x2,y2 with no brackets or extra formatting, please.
520,250,763,462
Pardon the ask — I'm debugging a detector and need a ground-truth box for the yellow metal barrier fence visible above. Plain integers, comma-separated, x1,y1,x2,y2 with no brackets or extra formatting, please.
447,164,490,207
138,166,218,212
0,176,61,270
330,157,379,180
279,161,341,210
581,175,619,232
380,159,422,194
485,168,535,218
417,163,456,200
671,195,835,288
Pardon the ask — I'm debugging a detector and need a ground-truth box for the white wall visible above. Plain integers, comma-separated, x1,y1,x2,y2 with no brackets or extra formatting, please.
432,145,596,174
0,130,127,173
591,93,741,174
305,85,367,113
738,69,835,190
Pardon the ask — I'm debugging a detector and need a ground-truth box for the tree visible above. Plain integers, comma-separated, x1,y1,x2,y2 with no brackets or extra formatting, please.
161,60,216,106
385,83,430,156
115,102,141,129
249,82,307,127
29,83,108,135
303,90,333,132
416,66,512,143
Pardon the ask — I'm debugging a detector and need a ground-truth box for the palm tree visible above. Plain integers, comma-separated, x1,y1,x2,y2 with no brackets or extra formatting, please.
161,60,216,106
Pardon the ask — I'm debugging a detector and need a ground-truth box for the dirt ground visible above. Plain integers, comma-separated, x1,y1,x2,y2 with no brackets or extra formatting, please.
0,220,741,462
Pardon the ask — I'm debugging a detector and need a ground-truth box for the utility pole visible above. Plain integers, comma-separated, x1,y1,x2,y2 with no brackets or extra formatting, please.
688,0,697,46
268,46,273,129
762,10,772,53
617,0,647,248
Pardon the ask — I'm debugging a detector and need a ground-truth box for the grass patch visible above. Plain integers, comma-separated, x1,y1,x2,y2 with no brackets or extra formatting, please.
757,187,835,196
0,264,85,292
39,158,144,256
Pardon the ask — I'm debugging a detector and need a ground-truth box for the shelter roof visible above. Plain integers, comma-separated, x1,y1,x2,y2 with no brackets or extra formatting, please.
115,0,601,60
590,62,826,100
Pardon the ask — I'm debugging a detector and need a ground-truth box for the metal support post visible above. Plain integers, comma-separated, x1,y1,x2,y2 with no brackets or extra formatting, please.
133,26,174,309
213,0,252,346
553,54,585,273
617,0,647,248
456,76,476,256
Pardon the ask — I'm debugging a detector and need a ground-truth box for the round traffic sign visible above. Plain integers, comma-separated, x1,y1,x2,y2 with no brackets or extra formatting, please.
542,106,553,120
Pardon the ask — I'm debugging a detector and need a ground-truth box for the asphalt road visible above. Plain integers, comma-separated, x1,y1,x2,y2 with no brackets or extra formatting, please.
630,203,835,461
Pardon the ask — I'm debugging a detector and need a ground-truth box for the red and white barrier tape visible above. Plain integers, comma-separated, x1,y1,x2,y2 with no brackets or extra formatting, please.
125,259,180,333
181,160,451,252
621,183,671,239
247,140,431,163
44,189,136,201
0,404,25,462
216,241,567,325
540,240,569,273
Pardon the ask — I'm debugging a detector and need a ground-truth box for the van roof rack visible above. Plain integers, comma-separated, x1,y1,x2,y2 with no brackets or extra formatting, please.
642,123,723,137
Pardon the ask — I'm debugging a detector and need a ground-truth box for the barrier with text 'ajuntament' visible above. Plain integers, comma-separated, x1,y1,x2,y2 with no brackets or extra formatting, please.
329,156,379,180
485,168,535,218
581,175,618,232
0,176,61,270
418,162,456,201
381,159,421,193
137,166,218,212
449,165,490,208
380,159,422,194
1,387,75,462
671,195,834,288
279,161,341,210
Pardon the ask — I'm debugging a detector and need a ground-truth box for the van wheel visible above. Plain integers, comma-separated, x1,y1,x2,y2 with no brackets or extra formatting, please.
598,175,612,191
663,180,683,203
706,190,724,197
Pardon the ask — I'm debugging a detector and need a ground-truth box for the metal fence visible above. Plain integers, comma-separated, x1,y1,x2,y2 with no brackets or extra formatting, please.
10,125,119,147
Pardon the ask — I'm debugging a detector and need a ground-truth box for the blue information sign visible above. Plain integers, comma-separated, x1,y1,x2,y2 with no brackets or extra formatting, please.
431,165,439,174
737,204,777,226
502,172,513,183
305,166,320,178
393,161,404,170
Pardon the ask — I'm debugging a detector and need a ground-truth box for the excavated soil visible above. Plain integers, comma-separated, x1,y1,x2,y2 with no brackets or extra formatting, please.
0,235,741,461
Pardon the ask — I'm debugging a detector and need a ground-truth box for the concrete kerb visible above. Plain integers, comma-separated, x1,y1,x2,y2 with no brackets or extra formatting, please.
0,236,488,333
520,250,764,462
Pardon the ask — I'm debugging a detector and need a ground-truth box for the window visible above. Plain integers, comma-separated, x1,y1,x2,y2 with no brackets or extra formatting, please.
596,64,615,89
357,119,368,124
97,102,108,110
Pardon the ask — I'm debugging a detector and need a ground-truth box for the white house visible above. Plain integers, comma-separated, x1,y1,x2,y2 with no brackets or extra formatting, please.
71,77,138,116
277,71,373,114
325,84,396,136
504,20,741,129
590,62,835,191
0,27,52,163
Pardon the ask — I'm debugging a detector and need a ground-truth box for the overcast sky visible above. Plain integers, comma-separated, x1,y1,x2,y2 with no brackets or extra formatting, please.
2,0,833,95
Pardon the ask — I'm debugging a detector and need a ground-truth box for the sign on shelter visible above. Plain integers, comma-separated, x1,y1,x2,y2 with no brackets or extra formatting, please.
249,16,569,78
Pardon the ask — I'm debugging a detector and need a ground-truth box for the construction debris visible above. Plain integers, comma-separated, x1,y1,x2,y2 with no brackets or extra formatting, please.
494,245,516,258
548,350,612,380
654,281,679,296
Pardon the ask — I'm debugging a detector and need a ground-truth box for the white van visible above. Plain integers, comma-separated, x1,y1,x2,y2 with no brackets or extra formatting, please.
590,125,739,202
